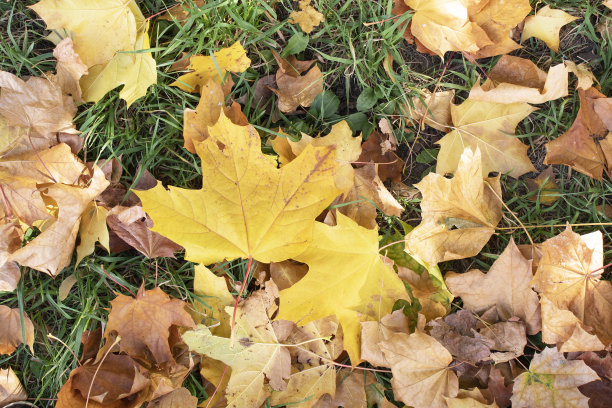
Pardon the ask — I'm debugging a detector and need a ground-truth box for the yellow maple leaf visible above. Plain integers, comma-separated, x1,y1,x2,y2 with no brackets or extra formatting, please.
289,0,325,34
75,202,109,266
406,148,503,265
436,98,537,177
136,112,343,264
521,6,579,52
171,42,251,93
277,213,408,364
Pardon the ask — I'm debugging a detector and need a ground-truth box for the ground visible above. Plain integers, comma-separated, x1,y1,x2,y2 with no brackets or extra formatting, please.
0,0,611,406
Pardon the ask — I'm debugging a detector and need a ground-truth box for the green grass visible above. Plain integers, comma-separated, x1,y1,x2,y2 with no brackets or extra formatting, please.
0,0,611,406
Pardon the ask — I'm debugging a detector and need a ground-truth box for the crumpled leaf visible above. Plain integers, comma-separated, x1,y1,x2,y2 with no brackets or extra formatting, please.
137,113,343,265
544,87,612,179
356,130,404,183
482,367,512,408
106,205,183,258
273,52,323,112
531,228,612,346
289,0,324,34
436,97,537,177
277,213,408,364
0,368,27,407
75,201,109,265
565,61,597,90
445,238,541,335
380,330,458,408
521,5,579,52
0,306,34,355
511,347,599,408
105,286,195,367
171,42,250,93
406,147,502,265
469,56,569,105
477,320,527,363
404,90,454,132
53,38,88,103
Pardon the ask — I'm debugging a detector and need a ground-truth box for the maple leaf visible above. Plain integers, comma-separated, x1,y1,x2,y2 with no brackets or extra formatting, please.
53,38,88,103
435,98,537,177
379,330,458,408
0,306,34,355
356,130,404,183
445,238,541,335
404,90,454,132
477,320,527,363
192,264,234,337
403,0,493,57
565,61,597,90
269,261,308,290
405,147,503,265
511,347,599,408
525,167,559,205
574,352,612,408
136,113,344,265
270,365,335,408
147,388,198,408
0,222,21,292
273,52,324,112
361,309,411,367
469,56,569,105
277,213,408,364
531,227,612,346
183,284,291,408
544,87,612,179
75,202,109,265
105,286,195,367
521,5,579,52
444,388,498,408
0,368,27,407
289,0,325,34
171,42,250,93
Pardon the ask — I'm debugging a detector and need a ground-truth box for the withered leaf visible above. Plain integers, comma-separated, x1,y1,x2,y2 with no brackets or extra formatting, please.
0,306,34,355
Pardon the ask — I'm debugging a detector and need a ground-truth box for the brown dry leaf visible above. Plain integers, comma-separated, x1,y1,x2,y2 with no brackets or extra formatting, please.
540,297,605,352
544,87,612,179
521,5,579,52
511,347,599,408
575,352,612,408
482,367,512,408
0,305,34,355
312,368,368,408
477,321,527,363
356,130,404,183
380,330,458,408
436,97,537,178
0,222,22,292
289,0,324,34
444,391,499,408
53,38,88,103
56,353,150,408
405,147,502,265
469,56,569,104
0,368,27,407
105,286,195,367
269,261,308,290
404,90,454,132
531,228,612,346
525,167,559,205
159,0,205,23
75,201,109,265
106,205,183,258
565,61,597,90
0,71,77,138
360,309,410,367
428,310,494,365
273,52,323,112
147,387,197,408
445,238,541,335
270,365,335,408
396,264,448,321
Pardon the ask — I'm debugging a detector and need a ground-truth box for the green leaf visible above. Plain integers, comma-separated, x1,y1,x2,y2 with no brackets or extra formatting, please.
356,88,378,111
416,148,439,164
345,112,368,132
309,90,339,118
282,33,309,56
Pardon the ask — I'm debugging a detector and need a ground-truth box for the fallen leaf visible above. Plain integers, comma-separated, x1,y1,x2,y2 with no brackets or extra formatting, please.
277,213,408,364
0,305,34,355
540,297,605,352
106,205,183,258
313,369,367,408
75,202,109,265
477,321,527,363
511,347,599,408
521,5,579,52
171,42,250,93
105,286,195,367
469,56,569,105
380,330,458,408
269,261,308,290
0,368,27,407
406,147,503,265
159,0,205,23
53,38,88,103
360,309,411,367
147,387,197,408
58,273,78,302
0,222,22,292
273,52,323,112
270,365,336,408
396,263,450,320
192,264,234,336
531,228,612,345
356,130,404,183
404,90,454,132
289,0,325,34
436,98,537,177
482,366,512,408
565,61,597,90
575,352,612,408
137,113,343,264
544,87,612,179
525,167,559,205
445,238,541,335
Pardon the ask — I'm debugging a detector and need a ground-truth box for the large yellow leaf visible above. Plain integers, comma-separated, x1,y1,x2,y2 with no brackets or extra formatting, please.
531,228,612,346
80,25,156,107
277,213,408,364
436,99,537,177
521,6,579,52
379,331,458,408
192,264,234,337
511,347,598,408
136,112,343,265
406,148,502,265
